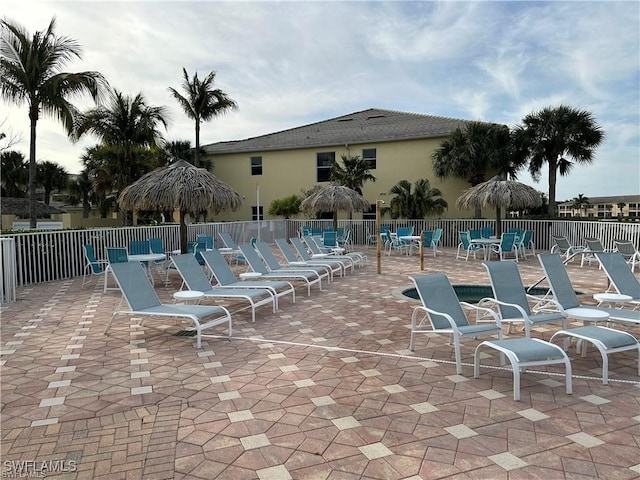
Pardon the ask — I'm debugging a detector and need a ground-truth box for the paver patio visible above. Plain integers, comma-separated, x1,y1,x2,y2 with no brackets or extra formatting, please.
1,246,639,479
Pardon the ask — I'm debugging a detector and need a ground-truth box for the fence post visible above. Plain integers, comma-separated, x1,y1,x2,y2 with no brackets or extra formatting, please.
0,237,17,303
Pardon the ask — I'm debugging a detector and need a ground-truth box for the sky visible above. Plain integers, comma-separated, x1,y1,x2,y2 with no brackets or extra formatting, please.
2,0,639,202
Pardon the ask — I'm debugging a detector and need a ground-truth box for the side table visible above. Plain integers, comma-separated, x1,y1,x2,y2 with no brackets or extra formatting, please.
593,292,632,307
173,290,204,305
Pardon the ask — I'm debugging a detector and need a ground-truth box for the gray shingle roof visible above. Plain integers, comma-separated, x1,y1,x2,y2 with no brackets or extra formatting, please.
1,197,66,216
203,108,474,154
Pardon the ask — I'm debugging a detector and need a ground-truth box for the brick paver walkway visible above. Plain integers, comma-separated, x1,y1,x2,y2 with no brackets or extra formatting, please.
1,246,639,479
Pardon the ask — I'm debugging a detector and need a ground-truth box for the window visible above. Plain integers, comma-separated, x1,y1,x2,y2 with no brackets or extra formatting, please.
362,148,377,169
252,206,263,220
362,204,377,220
316,152,335,182
251,156,262,175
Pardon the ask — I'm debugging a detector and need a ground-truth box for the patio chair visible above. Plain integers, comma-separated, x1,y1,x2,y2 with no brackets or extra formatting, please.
488,232,519,262
408,273,503,374
365,226,377,246
580,238,610,267
455,231,483,261
254,241,331,284
104,247,129,292
129,240,151,255
200,249,295,309
218,231,247,265
289,236,353,274
274,238,342,280
536,253,640,326
594,251,640,307
481,260,567,337
239,243,323,296
383,231,411,256
170,254,276,323
551,236,586,262
302,235,361,268
82,244,108,288
429,227,443,257
104,261,232,348
148,237,169,274
196,234,214,250
468,229,482,240
613,240,640,273
480,226,494,239
517,230,534,259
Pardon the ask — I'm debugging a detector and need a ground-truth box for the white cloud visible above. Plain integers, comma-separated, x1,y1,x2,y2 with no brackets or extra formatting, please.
2,0,638,200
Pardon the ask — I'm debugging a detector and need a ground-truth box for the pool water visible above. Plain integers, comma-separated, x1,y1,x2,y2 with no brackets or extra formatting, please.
402,285,552,304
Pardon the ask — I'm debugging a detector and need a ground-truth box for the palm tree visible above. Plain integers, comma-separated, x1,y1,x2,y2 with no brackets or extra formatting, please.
67,171,94,218
73,88,169,225
36,160,68,205
513,104,605,217
160,139,211,170
616,201,626,218
432,121,521,218
168,68,237,167
571,193,590,217
0,17,107,227
388,179,447,219
0,150,28,197
330,154,376,194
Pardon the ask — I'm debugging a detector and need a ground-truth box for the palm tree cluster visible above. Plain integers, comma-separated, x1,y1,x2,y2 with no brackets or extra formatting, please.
1,17,237,226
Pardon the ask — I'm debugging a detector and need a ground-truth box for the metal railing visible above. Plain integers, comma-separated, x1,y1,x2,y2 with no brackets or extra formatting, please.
1,219,638,298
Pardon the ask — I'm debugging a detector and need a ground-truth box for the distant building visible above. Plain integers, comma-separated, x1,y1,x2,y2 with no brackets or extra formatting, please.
558,195,640,219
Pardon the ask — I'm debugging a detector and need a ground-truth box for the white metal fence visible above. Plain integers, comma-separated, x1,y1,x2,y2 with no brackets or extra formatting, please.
1,219,638,299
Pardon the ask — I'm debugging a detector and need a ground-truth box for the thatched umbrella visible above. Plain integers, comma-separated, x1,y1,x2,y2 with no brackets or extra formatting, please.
118,159,241,253
456,176,541,237
300,183,370,231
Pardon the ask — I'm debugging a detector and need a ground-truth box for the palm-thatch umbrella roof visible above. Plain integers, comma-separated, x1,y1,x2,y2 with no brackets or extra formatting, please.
118,159,241,252
455,176,541,237
300,183,370,231
1,197,66,216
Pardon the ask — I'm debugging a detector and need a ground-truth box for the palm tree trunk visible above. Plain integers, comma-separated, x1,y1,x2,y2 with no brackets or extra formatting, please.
29,114,38,229
180,210,188,254
194,119,200,168
548,159,558,217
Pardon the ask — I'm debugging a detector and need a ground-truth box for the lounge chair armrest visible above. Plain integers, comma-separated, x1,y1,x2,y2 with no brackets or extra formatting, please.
460,301,501,326
413,305,460,332
477,297,530,319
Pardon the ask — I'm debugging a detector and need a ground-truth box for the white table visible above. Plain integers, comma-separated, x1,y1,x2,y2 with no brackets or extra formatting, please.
471,238,500,260
173,290,204,304
593,293,632,307
400,235,423,254
129,253,167,286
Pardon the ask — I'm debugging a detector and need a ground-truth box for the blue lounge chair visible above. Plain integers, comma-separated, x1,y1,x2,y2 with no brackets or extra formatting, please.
289,237,353,274
254,241,330,284
302,235,362,268
274,238,341,280
200,249,295,309
409,273,503,374
594,251,640,307
482,260,567,337
537,253,640,326
104,261,232,349
238,243,323,296
170,254,276,323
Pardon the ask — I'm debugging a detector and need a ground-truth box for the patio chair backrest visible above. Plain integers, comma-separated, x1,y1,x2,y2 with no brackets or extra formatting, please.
188,241,207,265
431,228,443,246
129,240,150,255
469,229,481,240
552,236,571,253
410,273,470,330
83,244,103,274
483,261,533,319
149,238,165,254
594,252,640,299
481,227,494,238
507,227,522,237
421,230,433,247
499,232,517,251
323,231,338,247
459,231,471,250
585,238,605,252
171,254,213,292
238,244,269,274
219,232,239,250
537,253,581,310
521,230,533,247
255,242,285,270
107,247,128,264
275,238,299,263
197,235,214,250
200,249,239,286
110,262,161,311
614,240,638,260
396,226,414,237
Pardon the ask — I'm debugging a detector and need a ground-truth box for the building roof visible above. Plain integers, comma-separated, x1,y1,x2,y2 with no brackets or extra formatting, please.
1,197,66,217
559,195,640,206
203,108,474,154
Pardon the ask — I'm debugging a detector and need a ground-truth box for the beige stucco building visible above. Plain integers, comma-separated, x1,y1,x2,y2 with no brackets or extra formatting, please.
203,108,476,222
